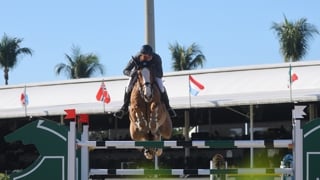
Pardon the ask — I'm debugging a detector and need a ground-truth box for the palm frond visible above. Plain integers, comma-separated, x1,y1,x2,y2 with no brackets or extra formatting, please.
55,45,104,79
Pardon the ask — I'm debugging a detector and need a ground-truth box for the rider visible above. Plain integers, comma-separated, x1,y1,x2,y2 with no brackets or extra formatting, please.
114,44,177,119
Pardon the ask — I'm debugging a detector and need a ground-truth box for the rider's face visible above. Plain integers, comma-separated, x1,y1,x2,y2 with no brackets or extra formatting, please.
140,54,152,61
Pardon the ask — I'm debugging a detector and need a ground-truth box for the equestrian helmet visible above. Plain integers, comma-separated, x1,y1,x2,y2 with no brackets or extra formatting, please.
140,44,153,55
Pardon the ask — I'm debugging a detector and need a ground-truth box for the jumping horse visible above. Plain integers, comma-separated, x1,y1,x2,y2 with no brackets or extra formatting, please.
129,66,172,159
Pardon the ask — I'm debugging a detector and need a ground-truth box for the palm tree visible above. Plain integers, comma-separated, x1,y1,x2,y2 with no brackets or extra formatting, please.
55,46,104,79
271,15,319,62
169,42,206,71
0,33,33,85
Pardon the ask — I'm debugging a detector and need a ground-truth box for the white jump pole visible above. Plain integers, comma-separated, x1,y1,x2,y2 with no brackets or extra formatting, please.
77,139,292,149
88,168,293,176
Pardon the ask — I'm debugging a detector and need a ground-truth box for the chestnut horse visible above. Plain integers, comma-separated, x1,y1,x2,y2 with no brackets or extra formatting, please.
129,66,172,159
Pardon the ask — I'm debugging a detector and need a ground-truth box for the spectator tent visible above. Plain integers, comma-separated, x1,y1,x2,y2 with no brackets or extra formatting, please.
0,61,320,119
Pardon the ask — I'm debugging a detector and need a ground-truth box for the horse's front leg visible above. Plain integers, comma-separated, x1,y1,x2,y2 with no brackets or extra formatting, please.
131,106,147,131
149,102,159,134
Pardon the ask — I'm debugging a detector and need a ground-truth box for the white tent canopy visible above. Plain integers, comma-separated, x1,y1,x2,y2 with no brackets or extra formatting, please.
1,61,320,119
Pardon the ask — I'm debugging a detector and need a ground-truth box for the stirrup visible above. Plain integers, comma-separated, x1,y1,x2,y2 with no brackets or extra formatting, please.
168,108,177,118
114,110,125,119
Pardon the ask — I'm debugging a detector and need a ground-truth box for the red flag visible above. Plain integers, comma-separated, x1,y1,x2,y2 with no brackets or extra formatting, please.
291,73,298,82
288,65,299,88
20,93,29,106
79,114,89,124
64,109,76,120
96,82,111,104
20,86,29,106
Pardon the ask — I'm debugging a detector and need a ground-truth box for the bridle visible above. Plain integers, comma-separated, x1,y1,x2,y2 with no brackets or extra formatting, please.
137,67,154,102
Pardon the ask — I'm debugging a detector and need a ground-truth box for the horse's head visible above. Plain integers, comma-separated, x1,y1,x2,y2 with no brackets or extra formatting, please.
137,66,154,102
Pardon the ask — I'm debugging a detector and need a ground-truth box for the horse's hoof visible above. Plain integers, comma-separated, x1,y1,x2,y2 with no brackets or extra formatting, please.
144,149,154,160
145,153,153,159
155,148,163,157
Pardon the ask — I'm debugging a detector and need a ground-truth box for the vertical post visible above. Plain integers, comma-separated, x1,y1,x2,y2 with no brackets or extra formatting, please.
81,124,89,180
60,115,64,125
188,75,192,108
184,110,190,165
309,103,315,120
208,110,212,137
249,105,254,168
145,0,155,49
68,121,76,180
289,64,293,102
210,160,214,180
154,129,159,178
103,99,106,113
22,85,28,117
154,156,159,178
145,0,159,171
293,120,303,179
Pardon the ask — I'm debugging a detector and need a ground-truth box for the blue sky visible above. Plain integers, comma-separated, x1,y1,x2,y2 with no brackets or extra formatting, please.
1,0,320,85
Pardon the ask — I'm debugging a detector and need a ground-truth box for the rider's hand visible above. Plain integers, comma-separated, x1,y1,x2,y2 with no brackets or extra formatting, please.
129,70,137,77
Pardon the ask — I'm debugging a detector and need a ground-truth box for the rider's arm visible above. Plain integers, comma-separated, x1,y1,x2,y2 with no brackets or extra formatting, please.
154,54,163,78
123,56,139,76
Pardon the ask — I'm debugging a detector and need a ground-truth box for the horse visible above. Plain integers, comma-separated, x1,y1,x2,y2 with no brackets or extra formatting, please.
129,66,172,159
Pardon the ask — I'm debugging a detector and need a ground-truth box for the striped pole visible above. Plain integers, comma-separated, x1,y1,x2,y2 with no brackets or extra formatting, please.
89,168,293,176
77,139,292,149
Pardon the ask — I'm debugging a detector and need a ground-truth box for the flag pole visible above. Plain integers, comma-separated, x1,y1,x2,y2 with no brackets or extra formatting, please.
188,75,191,108
103,98,106,113
102,80,106,113
24,85,27,117
289,64,293,102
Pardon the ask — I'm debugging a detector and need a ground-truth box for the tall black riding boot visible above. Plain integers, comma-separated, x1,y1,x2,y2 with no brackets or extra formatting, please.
114,91,131,119
161,91,177,118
